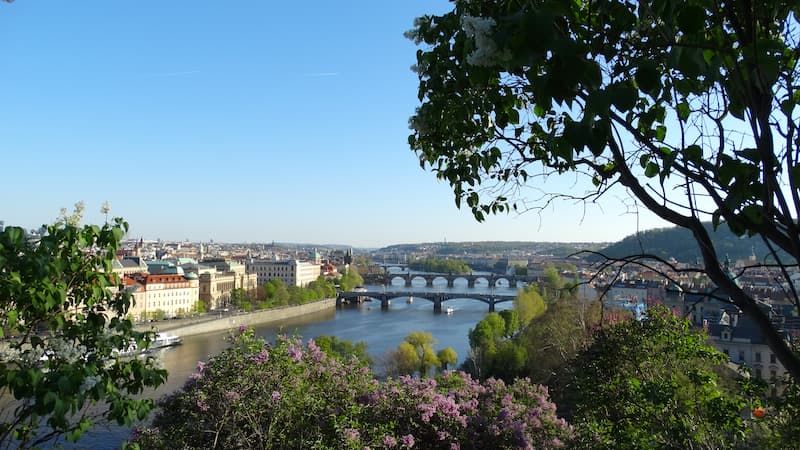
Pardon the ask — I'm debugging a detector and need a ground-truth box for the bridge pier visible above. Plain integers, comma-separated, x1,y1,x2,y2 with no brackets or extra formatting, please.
404,275,411,287
381,297,390,310
447,278,454,288
467,278,475,288
433,298,442,313
488,299,495,312
336,296,342,308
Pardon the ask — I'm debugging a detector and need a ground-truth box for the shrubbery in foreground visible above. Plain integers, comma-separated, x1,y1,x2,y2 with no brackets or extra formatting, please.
130,328,571,449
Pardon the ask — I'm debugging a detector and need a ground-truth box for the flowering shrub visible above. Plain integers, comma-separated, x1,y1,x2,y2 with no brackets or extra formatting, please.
131,329,571,449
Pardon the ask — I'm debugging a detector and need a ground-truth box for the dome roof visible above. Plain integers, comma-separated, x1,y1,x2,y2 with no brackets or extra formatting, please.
184,272,199,280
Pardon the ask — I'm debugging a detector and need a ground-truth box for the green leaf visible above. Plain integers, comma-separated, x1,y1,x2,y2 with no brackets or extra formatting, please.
684,144,702,162
611,84,639,111
645,162,659,177
655,125,667,142
676,102,690,121
780,99,794,116
635,62,662,97
7,310,18,328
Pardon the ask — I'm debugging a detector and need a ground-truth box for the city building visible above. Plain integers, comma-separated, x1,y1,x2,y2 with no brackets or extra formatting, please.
247,259,321,287
189,259,258,310
124,271,200,321
112,256,149,276
706,302,791,397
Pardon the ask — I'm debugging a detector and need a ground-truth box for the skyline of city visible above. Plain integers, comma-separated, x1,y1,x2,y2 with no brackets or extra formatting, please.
0,1,671,247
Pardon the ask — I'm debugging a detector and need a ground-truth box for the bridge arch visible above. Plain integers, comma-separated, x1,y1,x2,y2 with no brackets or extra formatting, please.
336,289,517,313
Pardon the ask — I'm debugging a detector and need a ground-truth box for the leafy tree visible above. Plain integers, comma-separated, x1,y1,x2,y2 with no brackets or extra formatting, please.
541,265,564,294
313,334,371,366
556,307,748,449
748,377,800,448
498,309,520,337
287,285,304,305
231,288,250,310
436,347,457,371
468,312,506,350
408,0,800,379
513,285,546,325
193,299,207,314
403,331,440,377
263,278,290,307
408,257,472,274
520,297,602,385
148,309,167,321
491,340,528,381
0,219,167,448
337,266,364,292
465,312,528,381
394,341,420,376
307,276,336,299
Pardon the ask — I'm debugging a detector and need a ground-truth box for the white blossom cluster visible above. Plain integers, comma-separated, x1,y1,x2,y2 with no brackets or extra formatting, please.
147,355,164,370
0,345,26,364
45,337,88,364
408,115,426,133
80,374,103,393
461,15,510,67
404,16,431,44
2,345,48,367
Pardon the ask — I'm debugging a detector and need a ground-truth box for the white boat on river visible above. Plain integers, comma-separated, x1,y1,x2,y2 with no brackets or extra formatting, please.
114,332,182,356
149,333,183,350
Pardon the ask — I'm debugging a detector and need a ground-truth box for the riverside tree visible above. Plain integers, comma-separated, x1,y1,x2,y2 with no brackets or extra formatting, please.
556,307,749,448
0,218,167,448
408,0,800,379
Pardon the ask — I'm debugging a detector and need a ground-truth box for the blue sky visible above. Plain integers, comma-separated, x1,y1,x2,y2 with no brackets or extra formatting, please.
0,1,669,248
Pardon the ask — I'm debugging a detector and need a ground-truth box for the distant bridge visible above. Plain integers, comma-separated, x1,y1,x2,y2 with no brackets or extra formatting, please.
336,290,517,313
362,272,531,288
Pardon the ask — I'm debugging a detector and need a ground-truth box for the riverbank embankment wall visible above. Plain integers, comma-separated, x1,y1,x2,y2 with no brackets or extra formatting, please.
135,298,336,338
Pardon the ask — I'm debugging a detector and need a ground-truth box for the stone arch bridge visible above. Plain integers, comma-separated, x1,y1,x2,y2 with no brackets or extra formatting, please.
336,290,517,313
362,273,530,289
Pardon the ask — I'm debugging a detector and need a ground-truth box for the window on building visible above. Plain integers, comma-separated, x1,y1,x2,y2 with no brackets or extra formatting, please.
738,350,745,362
771,370,777,380
770,353,777,364
755,352,761,362
755,368,762,379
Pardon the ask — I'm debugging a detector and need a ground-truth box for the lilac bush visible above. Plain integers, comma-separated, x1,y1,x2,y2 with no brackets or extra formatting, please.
130,329,571,449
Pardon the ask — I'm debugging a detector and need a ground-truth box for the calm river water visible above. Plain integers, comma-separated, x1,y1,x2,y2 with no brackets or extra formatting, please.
70,281,519,449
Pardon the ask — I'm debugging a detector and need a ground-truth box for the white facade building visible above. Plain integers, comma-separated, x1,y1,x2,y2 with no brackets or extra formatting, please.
247,259,321,287
125,272,199,320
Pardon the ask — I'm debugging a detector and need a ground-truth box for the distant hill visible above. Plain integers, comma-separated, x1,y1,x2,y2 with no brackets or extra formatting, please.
594,223,777,264
377,241,607,258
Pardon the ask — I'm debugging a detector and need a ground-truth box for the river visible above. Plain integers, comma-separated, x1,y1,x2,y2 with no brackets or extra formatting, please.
68,280,519,449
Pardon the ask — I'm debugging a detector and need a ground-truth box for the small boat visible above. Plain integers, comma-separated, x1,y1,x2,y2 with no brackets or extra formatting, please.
407,296,414,304
445,307,455,315
149,333,182,350
113,332,182,356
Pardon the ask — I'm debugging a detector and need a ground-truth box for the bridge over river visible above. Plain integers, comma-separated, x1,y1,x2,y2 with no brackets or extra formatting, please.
362,272,533,288
336,289,517,313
